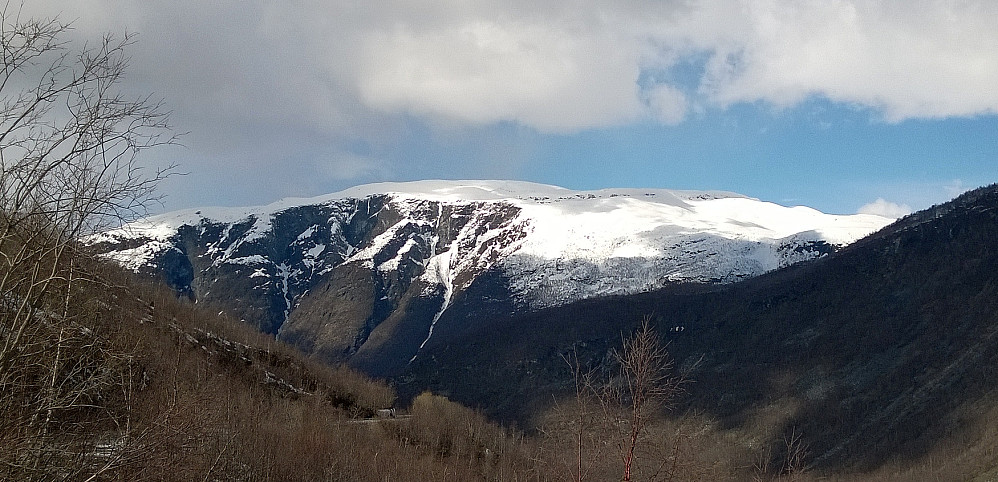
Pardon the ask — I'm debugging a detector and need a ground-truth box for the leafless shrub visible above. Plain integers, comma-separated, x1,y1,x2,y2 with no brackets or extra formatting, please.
751,427,810,482
783,427,809,480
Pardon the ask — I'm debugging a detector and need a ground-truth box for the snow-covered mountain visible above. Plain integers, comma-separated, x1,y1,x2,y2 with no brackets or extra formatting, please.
89,180,892,374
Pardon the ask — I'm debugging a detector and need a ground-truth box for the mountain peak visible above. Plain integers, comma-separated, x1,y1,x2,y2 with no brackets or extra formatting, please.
89,180,893,372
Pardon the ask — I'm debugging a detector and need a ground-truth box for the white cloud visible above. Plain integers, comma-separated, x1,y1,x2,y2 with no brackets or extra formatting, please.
690,1,998,120
643,84,688,125
351,4,657,132
858,199,912,219
20,1,998,134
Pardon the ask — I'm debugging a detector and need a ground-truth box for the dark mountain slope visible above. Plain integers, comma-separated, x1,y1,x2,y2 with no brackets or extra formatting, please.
400,183,998,474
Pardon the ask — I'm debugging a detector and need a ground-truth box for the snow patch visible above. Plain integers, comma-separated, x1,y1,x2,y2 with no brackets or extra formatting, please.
225,255,269,265
99,241,176,272
378,238,416,272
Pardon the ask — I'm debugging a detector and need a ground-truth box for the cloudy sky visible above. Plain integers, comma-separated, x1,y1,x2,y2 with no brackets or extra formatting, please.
21,1,998,217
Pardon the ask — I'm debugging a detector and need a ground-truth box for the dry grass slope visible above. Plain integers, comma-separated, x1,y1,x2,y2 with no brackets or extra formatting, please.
1,259,551,480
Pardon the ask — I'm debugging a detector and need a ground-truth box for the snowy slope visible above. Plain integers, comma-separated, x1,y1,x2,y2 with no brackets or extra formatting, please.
89,180,893,366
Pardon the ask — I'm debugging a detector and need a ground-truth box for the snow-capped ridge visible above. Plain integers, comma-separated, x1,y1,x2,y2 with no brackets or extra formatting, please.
93,179,893,295
89,180,894,362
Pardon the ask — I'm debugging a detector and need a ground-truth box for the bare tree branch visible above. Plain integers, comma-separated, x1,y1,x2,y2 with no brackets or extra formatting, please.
0,5,176,479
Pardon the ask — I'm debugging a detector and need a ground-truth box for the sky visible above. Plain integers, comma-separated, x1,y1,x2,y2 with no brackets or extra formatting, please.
19,1,998,217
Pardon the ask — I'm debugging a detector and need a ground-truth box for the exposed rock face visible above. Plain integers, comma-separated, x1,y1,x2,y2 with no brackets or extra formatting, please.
89,180,892,374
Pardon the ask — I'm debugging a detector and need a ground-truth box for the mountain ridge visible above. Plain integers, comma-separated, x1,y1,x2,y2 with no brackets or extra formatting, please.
89,180,892,372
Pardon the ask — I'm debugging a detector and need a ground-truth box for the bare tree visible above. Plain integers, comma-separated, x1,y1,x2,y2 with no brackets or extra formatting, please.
554,317,685,481
558,349,609,482
751,427,810,481
604,316,682,482
782,427,809,480
0,5,174,478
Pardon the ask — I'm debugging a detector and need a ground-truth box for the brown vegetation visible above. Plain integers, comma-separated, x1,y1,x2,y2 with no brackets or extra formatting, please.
1,262,546,480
